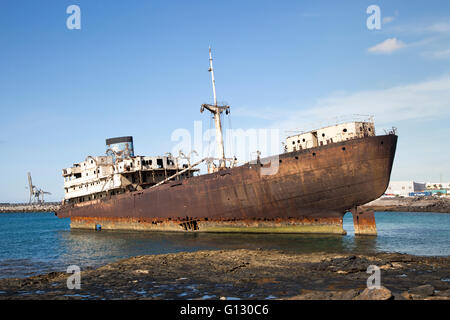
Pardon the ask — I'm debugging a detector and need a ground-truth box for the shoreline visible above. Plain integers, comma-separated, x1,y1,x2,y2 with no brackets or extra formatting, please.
363,197,450,214
0,249,448,300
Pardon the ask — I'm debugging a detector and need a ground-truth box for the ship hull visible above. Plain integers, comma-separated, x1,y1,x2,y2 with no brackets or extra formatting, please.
57,134,397,234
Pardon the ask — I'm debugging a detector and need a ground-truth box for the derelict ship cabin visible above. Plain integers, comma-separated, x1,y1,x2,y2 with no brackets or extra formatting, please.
62,136,198,205
285,120,375,152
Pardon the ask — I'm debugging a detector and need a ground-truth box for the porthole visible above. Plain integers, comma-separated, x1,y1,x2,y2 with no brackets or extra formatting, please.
381,141,384,145
302,138,306,142
343,128,347,133
342,147,346,151
322,133,325,137
312,153,316,156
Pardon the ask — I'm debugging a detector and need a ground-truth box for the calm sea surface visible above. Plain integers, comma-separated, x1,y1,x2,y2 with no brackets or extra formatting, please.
0,211,449,279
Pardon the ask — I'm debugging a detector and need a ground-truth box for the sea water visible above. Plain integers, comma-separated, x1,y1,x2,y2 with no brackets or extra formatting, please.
0,211,448,279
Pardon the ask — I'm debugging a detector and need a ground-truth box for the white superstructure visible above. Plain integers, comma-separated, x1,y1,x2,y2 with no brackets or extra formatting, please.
286,121,375,152
62,151,195,204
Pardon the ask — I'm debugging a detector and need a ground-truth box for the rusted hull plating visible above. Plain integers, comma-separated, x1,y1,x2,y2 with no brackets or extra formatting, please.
351,207,377,236
57,134,397,235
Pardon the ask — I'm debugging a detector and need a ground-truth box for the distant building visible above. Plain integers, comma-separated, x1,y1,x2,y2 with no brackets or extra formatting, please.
428,189,449,196
385,181,426,197
426,182,450,190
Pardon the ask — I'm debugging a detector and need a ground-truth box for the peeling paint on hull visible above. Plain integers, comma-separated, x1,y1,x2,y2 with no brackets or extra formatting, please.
57,134,397,234
70,216,347,234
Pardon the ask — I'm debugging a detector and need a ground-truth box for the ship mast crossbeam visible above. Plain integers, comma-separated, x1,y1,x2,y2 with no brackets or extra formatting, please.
201,47,230,170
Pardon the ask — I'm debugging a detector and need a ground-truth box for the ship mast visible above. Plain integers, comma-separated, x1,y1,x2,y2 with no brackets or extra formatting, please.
201,47,230,169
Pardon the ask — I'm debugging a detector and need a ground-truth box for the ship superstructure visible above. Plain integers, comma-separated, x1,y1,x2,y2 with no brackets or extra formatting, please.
286,119,375,152
62,136,198,205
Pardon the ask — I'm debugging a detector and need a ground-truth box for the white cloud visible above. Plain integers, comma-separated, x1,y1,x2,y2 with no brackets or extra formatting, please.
269,76,450,132
424,48,450,59
382,16,395,24
427,22,450,33
387,21,450,35
368,38,406,54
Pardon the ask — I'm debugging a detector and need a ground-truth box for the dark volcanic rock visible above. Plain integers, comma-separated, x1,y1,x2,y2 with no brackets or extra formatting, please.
409,284,435,297
354,287,393,300
286,289,361,300
435,289,450,297
314,255,373,273
0,249,448,300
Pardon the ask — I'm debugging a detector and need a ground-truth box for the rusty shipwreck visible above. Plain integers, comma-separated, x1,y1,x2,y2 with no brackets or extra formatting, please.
56,49,398,235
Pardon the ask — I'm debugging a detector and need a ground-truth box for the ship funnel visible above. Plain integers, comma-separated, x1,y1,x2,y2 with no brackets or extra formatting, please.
106,136,134,161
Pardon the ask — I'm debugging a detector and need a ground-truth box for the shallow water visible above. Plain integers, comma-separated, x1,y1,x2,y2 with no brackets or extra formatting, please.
0,211,448,279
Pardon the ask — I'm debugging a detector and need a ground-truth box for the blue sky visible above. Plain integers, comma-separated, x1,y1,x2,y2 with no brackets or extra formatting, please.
1,0,449,202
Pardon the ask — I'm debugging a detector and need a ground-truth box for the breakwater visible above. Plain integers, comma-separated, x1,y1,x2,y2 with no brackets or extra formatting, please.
0,203,60,213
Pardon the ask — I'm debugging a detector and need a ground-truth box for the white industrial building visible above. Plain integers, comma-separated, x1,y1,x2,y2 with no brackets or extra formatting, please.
385,181,426,197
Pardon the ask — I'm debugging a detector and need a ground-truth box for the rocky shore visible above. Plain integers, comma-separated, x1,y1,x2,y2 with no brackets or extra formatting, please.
363,197,450,213
0,249,448,300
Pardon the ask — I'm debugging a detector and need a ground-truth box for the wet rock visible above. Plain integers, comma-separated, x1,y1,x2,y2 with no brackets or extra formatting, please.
409,284,435,297
423,296,450,300
0,249,448,300
435,289,450,297
392,292,407,300
339,289,361,300
286,289,361,300
380,263,393,270
316,256,372,273
353,287,393,300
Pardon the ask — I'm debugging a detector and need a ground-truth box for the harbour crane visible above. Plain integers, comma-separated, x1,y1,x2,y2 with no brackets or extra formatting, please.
27,172,51,204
